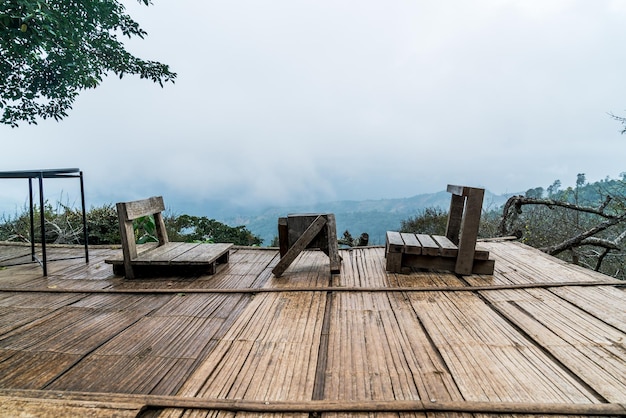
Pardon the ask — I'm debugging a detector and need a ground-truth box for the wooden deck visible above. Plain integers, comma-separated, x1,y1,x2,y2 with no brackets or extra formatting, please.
0,240,624,417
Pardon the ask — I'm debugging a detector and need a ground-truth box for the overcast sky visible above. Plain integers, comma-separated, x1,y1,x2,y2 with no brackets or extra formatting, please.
2,0,626,215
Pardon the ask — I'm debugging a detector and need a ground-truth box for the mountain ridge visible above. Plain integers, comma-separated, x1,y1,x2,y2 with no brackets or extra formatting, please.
211,189,518,246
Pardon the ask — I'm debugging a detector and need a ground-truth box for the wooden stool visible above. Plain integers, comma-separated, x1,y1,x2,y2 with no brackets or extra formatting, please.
272,213,341,277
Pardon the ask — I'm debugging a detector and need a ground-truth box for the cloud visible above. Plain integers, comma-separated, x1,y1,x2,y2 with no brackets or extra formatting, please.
2,0,626,214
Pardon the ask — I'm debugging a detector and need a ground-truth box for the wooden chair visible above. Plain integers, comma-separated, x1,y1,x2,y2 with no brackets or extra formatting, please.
272,213,341,277
105,196,232,279
385,185,495,275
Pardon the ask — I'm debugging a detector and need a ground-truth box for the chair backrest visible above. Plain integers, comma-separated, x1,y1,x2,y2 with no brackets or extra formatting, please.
116,196,169,263
445,185,485,275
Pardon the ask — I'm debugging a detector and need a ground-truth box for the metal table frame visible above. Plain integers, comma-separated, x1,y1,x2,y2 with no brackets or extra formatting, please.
0,168,89,275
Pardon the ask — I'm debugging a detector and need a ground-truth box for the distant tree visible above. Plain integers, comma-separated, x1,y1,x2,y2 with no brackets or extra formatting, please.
338,230,369,247
0,0,176,127
168,214,262,246
546,179,561,197
525,187,544,199
0,204,262,246
399,207,448,235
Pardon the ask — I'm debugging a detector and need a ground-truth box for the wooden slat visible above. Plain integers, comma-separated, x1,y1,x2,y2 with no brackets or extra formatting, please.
483,287,626,403
325,214,342,274
0,243,625,417
174,291,326,404
273,215,326,277
408,290,598,404
0,351,81,389
403,255,495,275
416,234,439,256
550,286,626,332
278,217,288,256
473,246,491,260
400,233,422,255
105,243,232,266
2,390,626,415
385,231,404,252
170,243,232,264
0,396,143,418
2,281,621,295
446,192,465,244
446,184,466,196
118,196,165,221
455,187,484,275
134,242,189,263
431,235,457,257
288,214,329,250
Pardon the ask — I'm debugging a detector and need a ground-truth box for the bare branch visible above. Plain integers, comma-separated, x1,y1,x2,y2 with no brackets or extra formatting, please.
539,214,626,255
499,195,618,237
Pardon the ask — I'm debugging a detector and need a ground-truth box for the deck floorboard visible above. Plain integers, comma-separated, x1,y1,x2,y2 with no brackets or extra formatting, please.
0,242,624,416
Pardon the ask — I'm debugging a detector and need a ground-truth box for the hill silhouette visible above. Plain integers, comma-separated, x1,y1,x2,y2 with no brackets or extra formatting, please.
213,189,514,246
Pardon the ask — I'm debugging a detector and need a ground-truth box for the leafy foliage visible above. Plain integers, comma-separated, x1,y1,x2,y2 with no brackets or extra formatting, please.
0,0,176,126
167,214,262,246
338,230,369,247
399,207,449,235
0,202,262,246
134,215,158,244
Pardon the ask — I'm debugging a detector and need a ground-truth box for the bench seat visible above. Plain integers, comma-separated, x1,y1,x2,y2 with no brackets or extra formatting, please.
103,196,233,278
385,185,496,276
105,242,232,276
385,231,494,274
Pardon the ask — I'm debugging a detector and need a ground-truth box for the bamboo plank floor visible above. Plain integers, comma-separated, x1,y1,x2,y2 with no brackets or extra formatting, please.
0,242,624,417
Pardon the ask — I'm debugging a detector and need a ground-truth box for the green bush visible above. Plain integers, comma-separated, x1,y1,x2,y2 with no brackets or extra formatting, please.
0,202,262,246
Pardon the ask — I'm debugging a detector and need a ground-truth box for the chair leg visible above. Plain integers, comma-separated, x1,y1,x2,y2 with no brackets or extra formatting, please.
325,214,341,274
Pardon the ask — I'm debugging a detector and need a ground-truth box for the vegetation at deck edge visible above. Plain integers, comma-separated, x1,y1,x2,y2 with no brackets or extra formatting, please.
0,203,262,247
1,174,625,278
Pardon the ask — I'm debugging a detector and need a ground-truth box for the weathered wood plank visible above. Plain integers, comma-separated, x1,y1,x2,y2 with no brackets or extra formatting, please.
0,396,144,418
105,243,232,266
0,243,624,417
325,214,342,274
277,217,288,256
402,255,495,275
483,287,626,403
409,290,599,403
400,233,422,255
2,389,626,415
133,242,189,263
431,235,457,257
385,231,404,252
272,215,326,277
118,196,165,221
416,234,440,256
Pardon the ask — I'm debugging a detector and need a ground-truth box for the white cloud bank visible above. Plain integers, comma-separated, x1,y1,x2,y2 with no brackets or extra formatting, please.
1,0,625,214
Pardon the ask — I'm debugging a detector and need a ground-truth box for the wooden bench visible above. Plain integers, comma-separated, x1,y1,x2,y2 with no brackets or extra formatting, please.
104,196,232,279
272,213,341,277
385,185,495,275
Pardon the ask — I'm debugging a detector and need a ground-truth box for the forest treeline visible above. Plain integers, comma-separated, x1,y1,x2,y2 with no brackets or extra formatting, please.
1,174,625,279
0,204,262,247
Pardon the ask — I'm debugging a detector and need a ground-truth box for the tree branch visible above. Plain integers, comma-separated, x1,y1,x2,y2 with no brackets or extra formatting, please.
498,195,615,236
539,214,626,255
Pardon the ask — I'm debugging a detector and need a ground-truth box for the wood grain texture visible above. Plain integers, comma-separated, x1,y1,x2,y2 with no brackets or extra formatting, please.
0,243,624,417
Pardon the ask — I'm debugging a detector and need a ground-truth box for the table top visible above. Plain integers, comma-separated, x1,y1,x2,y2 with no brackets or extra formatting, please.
0,168,81,179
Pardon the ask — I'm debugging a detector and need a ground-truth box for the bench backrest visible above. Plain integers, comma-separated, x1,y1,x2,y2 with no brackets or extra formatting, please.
116,196,169,264
445,185,485,274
